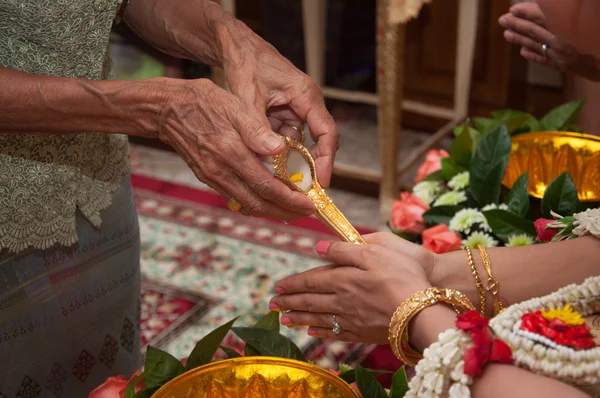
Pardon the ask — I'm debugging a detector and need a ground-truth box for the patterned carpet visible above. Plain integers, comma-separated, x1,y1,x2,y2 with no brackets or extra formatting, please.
133,174,378,370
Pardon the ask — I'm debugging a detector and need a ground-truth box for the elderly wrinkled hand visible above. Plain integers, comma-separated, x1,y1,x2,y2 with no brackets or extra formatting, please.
269,232,432,344
223,28,339,187
499,2,600,82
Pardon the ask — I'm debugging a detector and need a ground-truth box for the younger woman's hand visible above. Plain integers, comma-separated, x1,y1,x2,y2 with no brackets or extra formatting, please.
269,237,432,344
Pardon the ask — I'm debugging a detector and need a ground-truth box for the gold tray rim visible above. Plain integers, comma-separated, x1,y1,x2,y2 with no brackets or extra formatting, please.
153,356,361,397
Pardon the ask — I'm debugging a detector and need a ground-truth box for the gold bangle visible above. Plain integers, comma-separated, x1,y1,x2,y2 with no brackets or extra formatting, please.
465,247,487,317
388,287,475,367
476,243,504,316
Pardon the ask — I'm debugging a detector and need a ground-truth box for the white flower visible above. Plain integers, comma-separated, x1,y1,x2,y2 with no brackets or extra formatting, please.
434,191,468,207
481,203,509,212
573,208,600,237
413,181,442,206
448,171,470,190
506,233,535,247
463,231,498,248
449,209,484,233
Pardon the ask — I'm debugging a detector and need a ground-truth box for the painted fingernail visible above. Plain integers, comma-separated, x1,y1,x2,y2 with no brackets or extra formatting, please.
307,328,318,337
274,287,285,295
315,241,331,256
280,316,292,326
269,302,281,311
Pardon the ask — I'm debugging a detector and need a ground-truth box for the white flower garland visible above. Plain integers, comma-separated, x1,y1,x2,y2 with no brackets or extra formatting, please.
406,276,600,397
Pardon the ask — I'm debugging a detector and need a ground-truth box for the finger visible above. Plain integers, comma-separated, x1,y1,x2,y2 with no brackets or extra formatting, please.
504,29,544,55
521,47,556,69
498,13,555,48
287,79,339,187
509,2,547,27
319,240,397,270
270,293,342,314
223,140,315,216
281,311,352,331
363,231,430,262
307,327,363,342
273,264,346,295
235,114,286,156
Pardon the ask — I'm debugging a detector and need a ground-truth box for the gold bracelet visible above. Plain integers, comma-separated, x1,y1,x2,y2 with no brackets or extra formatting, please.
465,247,487,317
388,287,475,367
476,243,504,316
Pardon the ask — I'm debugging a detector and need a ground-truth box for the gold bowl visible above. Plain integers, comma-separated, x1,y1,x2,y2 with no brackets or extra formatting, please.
153,357,360,398
502,132,600,202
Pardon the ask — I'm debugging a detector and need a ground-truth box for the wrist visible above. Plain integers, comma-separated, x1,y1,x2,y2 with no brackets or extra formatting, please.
431,250,481,314
408,304,457,352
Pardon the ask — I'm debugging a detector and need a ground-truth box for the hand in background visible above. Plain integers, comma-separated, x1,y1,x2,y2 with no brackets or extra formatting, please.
269,233,432,344
499,2,600,82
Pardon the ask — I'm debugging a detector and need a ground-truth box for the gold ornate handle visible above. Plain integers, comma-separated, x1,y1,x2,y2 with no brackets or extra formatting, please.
269,127,366,245
307,185,367,245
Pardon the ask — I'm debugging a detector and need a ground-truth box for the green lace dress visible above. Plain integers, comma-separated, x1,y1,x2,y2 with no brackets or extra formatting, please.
0,1,141,396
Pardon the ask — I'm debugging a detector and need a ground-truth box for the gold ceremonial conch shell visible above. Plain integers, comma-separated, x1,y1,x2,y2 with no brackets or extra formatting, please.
267,127,366,245
502,132,600,202
153,356,360,398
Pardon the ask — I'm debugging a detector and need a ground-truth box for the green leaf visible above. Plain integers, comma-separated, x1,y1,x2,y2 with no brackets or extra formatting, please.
468,124,512,206
389,367,409,398
125,373,146,398
472,117,500,134
185,317,238,371
421,169,445,182
423,206,463,226
491,109,529,119
135,387,161,398
220,345,242,358
441,157,466,180
143,346,185,388
482,209,536,242
541,172,579,218
504,116,530,134
355,364,389,398
540,99,585,131
507,172,530,217
254,311,280,333
243,312,281,356
232,327,306,361
339,369,391,384
450,125,473,168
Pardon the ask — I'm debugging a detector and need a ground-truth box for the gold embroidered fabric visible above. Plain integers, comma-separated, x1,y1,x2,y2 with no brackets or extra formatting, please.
0,0,130,253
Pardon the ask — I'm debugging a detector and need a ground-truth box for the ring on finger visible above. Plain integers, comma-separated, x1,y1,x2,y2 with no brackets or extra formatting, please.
332,314,342,335
540,43,549,57
227,198,242,212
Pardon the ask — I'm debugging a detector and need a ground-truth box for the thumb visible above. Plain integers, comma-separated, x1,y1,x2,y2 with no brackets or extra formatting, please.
237,115,285,156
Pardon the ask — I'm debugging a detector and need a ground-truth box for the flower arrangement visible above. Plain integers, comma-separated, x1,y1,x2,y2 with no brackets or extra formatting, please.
406,276,600,397
389,99,599,253
90,311,409,398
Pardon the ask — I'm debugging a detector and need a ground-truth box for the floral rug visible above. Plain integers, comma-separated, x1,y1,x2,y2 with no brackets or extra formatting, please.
133,174,377,369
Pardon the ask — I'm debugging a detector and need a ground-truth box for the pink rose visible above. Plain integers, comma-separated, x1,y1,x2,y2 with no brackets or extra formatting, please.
534,218,557,242
414,149,450,183
89,371,144,398
390,193,429,234
422,224,462,254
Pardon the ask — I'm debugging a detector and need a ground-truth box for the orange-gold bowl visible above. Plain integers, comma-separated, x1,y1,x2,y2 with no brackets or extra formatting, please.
152,357,360,398
502,132,600,202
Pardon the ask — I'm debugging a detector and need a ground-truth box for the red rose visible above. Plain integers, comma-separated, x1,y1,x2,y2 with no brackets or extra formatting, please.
422,225,462,254
534,218,558,242
390,193,429,234
456,310,489,331
89,370,145,398
414,149,449,183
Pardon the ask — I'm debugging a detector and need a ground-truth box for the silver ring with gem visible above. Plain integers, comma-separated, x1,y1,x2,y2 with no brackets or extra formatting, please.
332,314,342,335
541,43,549,57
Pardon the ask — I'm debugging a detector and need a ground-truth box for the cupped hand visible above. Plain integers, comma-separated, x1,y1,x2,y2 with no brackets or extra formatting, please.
499,2,600,82
222,26,339,187
269,234,432,345
159,78,315,220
